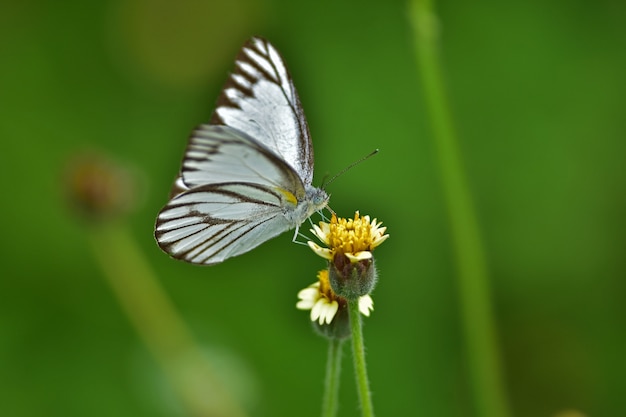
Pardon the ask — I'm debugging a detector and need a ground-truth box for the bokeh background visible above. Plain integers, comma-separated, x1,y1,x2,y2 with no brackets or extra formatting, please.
1,0,625,416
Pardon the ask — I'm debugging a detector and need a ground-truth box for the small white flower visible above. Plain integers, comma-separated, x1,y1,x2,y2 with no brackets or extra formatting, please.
296,270,374,325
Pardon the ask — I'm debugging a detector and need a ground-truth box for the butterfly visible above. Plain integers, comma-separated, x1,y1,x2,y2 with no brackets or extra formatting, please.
155,37,329,265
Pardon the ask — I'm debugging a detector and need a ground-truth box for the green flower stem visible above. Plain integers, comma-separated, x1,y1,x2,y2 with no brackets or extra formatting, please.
348,299,375,417
321,338,344,417
408,2,511,417
88,223,248,417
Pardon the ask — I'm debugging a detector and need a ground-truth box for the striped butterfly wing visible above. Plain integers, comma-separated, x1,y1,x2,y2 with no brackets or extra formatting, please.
156,126,306,265
156,183,295,265
173,124,304,194
211,37,315,186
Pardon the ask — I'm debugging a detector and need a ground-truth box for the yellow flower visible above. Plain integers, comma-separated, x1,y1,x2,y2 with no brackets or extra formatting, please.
308,212,388,263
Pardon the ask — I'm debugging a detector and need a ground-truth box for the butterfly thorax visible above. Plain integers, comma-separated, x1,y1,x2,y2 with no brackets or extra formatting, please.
283,185,328,226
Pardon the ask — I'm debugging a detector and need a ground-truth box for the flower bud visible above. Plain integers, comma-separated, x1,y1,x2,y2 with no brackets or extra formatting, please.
328,255,378,300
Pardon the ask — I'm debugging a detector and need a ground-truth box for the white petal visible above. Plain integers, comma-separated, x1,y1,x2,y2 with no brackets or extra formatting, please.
345,251,372,262
371,233,389,248
358,295,374,316
310,224,329,244
296,299,315,310
297,287,319,301
311,299,325,323
307,241,333,260
321,301,339,324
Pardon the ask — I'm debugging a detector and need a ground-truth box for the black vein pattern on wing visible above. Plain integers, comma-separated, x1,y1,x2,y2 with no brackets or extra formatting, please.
252,40,313,173
180,125,304,196
156,183,286,264
209,37,314,185
182,213,278,264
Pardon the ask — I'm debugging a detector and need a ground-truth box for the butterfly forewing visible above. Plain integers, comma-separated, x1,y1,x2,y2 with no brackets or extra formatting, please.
211,37,314,185
176,125,304,195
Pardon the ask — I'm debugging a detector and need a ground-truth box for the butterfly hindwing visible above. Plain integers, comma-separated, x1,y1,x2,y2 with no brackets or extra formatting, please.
211,37,314,186
156,183,295,265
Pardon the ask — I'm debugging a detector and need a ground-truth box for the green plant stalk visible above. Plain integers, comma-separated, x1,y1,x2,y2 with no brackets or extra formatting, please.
321,338,344,417
349,299,375,417
408,1,511,417
88,223,248,417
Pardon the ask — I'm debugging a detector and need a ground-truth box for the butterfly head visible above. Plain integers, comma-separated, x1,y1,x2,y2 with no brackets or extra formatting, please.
305,185,330,213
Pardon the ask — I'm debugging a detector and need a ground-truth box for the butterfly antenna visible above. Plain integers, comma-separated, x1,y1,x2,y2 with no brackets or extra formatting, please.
322,149,379,188
320,172,330,188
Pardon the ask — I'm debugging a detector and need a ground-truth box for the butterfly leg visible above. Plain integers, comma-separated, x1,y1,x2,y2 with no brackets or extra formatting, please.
291,224,309,246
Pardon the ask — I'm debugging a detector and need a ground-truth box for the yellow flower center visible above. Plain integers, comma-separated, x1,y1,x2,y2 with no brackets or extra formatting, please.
327,212,374,254
318,270,335,300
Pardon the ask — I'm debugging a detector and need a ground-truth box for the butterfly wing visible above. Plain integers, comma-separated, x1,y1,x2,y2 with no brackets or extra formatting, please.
156,125,306,265
156,183,296,265
155,38,326,265
171,124,305,196
211,37,315,186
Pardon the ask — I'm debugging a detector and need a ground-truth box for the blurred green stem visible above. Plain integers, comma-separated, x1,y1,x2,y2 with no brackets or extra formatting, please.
321,338,343,417
88,223,248,417
408,1,511,417
349,299,374,417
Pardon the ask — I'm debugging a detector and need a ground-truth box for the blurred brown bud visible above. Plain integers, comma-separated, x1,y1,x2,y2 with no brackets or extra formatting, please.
63,150,140,222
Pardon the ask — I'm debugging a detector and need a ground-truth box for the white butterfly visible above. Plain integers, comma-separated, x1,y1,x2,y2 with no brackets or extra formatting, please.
155,37,329,265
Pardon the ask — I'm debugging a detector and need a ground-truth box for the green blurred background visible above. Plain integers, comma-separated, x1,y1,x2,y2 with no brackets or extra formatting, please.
1,0,625,416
